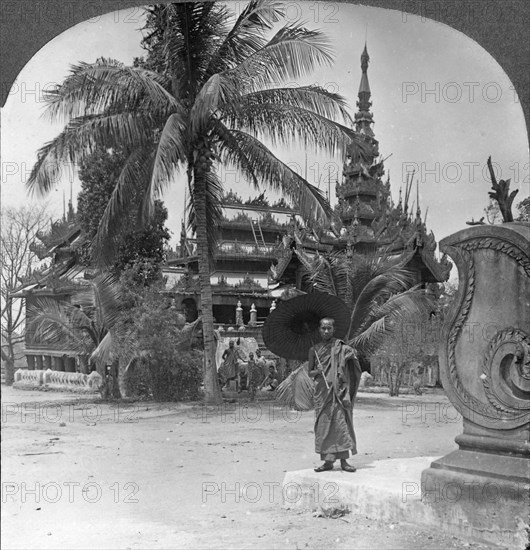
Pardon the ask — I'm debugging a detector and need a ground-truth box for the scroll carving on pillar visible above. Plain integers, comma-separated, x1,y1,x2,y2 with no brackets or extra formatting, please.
439,223,530,430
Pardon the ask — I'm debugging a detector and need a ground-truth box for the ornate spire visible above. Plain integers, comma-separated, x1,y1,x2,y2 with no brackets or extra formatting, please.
360,43,370,86
416,181,422,221
355,43,374,135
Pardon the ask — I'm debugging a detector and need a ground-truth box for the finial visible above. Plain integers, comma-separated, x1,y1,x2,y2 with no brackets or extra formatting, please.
361,43,369,73
416,181,421,219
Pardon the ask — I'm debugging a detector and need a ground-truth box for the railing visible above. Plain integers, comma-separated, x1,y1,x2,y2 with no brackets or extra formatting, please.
14,369,102,392
215,242,278,258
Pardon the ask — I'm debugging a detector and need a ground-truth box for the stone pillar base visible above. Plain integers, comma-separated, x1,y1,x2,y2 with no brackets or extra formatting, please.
422,450,529,549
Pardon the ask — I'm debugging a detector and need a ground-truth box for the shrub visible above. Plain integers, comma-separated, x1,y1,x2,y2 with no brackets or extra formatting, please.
136,350,203,401
115,285,203,401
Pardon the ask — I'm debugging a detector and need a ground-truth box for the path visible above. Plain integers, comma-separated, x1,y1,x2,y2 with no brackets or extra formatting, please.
1,386,496,549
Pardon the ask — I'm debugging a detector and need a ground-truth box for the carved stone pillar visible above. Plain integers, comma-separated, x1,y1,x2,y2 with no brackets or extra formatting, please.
35,355,43,370
79,355,89,374
421,223,529,547
26,355,36,370
53,356,65,372
235,300,244,327
64,356,76,373
44,355,52,370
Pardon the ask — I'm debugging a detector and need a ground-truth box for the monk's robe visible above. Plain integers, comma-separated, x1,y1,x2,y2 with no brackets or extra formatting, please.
308,339,362,461
219,348,241,380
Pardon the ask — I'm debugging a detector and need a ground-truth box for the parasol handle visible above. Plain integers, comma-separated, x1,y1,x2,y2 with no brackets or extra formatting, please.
314,349,330,390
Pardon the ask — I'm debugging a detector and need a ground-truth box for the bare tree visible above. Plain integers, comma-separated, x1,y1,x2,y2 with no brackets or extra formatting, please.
1,205,49,384
487,156,518,222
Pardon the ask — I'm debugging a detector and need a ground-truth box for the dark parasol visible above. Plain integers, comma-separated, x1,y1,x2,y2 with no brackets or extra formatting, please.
262,291,350,361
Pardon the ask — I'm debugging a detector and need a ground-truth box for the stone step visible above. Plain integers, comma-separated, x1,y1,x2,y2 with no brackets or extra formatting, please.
282,456,525,548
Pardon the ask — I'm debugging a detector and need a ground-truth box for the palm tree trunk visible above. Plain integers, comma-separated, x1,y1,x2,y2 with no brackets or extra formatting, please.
193,168,222,404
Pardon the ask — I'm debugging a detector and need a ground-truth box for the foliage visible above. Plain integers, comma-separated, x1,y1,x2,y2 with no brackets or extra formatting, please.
376,310,440,396
27,0,371,403
302,250,433,396
113,201,170,286
77,147,171,283
28,273,125,398
304,251,432,356
130,350,203,401
484,199,502,225
113,283,203,401
516,196,530,222
1,205,50,384
77,148,128,238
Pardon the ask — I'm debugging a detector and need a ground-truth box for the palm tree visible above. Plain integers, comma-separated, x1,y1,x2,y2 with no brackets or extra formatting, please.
302,250,432,355
28,273,125,397
27,1,370,403
275,250,433,409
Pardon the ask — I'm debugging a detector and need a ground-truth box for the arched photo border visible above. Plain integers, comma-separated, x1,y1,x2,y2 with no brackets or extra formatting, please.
1,0,529,141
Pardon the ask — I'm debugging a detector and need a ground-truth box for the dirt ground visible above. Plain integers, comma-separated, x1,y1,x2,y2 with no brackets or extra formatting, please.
1,386,500,550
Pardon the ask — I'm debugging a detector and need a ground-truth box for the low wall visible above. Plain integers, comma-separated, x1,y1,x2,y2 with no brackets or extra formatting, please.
14,369,102,393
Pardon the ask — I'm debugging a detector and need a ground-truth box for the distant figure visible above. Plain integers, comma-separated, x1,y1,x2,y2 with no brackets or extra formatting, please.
255,349,269,379
259,365,279,391
412,366,423,395
359,371,373,389
219,340,246,391
247,352,262,401
238,360,248,393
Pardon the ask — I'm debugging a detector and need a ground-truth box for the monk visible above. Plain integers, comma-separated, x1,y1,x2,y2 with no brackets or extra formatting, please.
307,317,362,473
220,340,246,391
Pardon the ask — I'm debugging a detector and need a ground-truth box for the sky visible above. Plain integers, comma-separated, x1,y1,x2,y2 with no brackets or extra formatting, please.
1,2,528,253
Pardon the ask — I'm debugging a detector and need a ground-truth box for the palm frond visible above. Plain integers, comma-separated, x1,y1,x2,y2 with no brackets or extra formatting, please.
236,86,353,126
217,127,331,223
350,289,432,354
223,102,353,157
28,298,95,353
89,273,123,332
348,267,416,338
163,2,228,98
144,113,186,218
275,363,314,411
42,59,177,124
27,113,154,196
307,252,350,299
225,23,334,92
207,0,284,73
90,332,114,369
